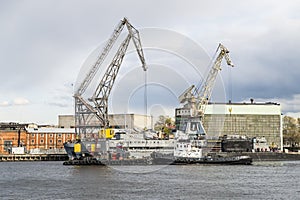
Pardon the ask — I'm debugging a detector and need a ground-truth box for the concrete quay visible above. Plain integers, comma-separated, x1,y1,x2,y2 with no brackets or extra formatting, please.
0,154,68,162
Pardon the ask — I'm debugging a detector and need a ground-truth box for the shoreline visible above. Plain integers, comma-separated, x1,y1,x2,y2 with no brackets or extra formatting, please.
0,154,68,162
1,152,300,162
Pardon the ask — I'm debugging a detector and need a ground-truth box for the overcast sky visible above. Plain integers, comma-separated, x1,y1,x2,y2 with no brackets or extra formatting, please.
0,0,300,124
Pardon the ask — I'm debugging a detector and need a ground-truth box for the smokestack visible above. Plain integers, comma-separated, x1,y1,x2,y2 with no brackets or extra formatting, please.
18,129,21,147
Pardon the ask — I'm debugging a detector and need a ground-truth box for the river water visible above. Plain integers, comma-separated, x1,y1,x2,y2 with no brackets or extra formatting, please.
0,161,299,200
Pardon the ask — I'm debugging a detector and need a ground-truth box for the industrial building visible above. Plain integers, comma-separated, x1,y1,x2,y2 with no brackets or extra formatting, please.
25,126,75,154
0,123,75,154
58,115,75,128
109,114,153,130
58,114,153,130
0,123,27,154
175,101,282,150
0,114,152,155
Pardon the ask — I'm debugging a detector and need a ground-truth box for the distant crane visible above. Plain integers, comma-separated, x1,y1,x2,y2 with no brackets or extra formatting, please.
179,43,234,120
74,17,146,139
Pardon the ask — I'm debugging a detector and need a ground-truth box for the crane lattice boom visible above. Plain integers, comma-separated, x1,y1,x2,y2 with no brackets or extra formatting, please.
178,43,234,119
75,18,146,136
197,43,234,118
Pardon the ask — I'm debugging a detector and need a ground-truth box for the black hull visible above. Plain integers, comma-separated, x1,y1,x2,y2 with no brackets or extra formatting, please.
63,142,76,159
221,139,253,152
63,158,151,166
174,156,252,165
152,155,252,165
63,141,92,160
151,157,176,165
63,155,252,166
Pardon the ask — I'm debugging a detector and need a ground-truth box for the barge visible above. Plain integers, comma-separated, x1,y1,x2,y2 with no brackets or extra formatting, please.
150,152,252,165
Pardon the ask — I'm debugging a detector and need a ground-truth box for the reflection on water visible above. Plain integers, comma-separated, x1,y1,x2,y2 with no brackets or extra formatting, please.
0,161,299,200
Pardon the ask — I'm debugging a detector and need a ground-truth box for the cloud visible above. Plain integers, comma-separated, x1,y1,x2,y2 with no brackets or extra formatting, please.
242,94,300,117
13,98,30,105
0,98,30,106
46,83,74,108
285,112,300,119
0,101,10,107
1,0,300,124
48,102,69,108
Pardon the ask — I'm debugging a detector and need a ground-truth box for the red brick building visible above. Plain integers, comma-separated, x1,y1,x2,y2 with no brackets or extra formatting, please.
25,127,75,152
0,129,27,154
0,123,75,154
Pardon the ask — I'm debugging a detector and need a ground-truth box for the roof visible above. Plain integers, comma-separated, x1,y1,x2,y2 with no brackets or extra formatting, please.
208,102,280,106
205,103,281,115
25,127,75,134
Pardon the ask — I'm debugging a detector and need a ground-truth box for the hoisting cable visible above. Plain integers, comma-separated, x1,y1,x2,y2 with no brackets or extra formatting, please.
228,65,233,103
144,69,148,129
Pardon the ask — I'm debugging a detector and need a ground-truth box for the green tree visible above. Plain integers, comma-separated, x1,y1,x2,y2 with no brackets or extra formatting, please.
154,115,175,135
154,115,166,131
283,116,300,147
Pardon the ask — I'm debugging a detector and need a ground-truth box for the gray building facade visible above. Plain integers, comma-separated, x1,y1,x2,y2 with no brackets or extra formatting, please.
58,114,153,130
176,102,282,150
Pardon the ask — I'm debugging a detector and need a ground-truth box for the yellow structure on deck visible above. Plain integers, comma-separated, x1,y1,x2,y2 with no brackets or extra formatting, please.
99,129,115,139
91,144,96,152
74,143,81,153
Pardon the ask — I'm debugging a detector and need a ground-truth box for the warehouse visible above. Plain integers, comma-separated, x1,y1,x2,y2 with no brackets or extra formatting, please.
0,123,75,154
58,114,153,130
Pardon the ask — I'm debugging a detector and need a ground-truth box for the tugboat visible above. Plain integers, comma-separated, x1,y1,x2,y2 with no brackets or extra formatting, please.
63,135,93,160
151,117,252,165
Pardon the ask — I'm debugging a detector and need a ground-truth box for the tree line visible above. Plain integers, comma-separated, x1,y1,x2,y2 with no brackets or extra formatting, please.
283,116,300,147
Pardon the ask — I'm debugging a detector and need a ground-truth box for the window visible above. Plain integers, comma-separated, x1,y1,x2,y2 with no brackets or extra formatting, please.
31,134,35,137
4,141,12,152
58,140,62,143
40,140,44,143
58,134,62,137
67,134,70,137
49,140,53,144
191,122,197,131
49,134,53,137
31,140,35,144
40,134,44,137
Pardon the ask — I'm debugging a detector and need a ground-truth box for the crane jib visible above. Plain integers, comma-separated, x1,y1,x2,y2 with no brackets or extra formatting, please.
74,17,147,137
178,43,234,119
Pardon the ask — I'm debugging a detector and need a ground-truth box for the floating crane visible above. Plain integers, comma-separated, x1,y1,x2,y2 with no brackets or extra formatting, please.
72,18,146,157
179,43,234,119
